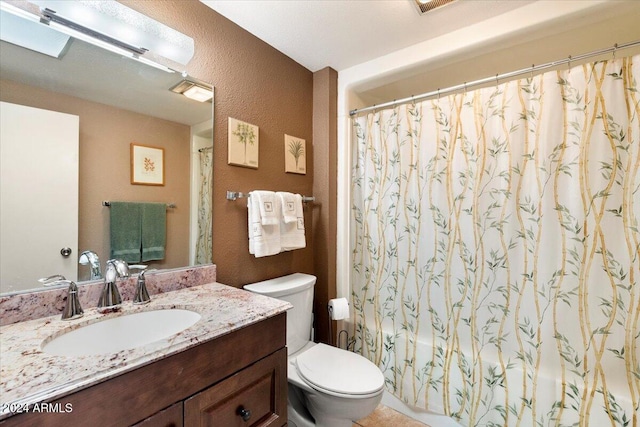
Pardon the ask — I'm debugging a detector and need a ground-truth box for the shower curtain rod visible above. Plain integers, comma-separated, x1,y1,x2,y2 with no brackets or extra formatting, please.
349,39,640,117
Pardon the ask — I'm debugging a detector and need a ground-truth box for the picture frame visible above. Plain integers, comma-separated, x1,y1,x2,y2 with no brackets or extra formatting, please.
131,143,164,186
284,134,306,174
228,117,259,169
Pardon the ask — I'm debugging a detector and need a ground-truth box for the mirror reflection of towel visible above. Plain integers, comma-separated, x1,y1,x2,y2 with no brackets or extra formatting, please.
142,202,166,261
109,202,142,263
109,202,166,262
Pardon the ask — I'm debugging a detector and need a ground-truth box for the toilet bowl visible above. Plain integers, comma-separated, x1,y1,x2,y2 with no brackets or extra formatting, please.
288,342,384,427
244,274,384,427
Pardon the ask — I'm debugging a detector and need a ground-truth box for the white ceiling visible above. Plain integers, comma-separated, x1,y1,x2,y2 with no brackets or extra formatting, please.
200,0,535,72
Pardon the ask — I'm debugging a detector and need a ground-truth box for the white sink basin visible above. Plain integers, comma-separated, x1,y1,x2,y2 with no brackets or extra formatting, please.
42,309,201,356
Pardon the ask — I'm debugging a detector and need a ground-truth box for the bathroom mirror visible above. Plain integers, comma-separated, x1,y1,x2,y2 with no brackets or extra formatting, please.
0,23,213,294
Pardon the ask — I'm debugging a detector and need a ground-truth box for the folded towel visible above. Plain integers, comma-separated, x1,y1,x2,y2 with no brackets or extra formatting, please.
279,193,306,251
248,191,281,257
277,191,298,223
248,195,255,255
253,190,279,225
109,202,142,263
141,202,166,261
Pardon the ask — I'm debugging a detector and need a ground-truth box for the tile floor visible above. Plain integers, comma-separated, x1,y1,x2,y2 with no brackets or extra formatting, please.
354,404,429,427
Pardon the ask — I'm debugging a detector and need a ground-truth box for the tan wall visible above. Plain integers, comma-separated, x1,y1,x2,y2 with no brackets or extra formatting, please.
124,0,315,287
0,79,191,280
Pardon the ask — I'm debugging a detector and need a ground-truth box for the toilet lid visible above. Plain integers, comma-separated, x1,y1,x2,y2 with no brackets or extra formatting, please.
295,343,384,396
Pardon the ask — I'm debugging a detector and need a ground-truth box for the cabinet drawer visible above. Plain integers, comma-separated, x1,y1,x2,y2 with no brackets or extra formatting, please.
184,348,287,427
132,402,183,427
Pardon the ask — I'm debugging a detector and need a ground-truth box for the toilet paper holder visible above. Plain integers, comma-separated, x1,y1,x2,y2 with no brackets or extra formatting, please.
328,297,350,321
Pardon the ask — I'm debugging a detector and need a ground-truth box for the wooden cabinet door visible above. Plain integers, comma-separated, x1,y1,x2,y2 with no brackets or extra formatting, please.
184,348,287,427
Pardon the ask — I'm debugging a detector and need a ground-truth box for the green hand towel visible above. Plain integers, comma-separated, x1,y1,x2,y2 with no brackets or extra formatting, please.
110,202,142,263
142,202,166,261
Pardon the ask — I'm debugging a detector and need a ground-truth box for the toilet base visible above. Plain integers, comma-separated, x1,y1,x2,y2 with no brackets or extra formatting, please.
288,383,315,427
287,381,383,427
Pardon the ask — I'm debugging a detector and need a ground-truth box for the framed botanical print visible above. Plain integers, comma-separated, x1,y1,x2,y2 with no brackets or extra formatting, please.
131,143,164,185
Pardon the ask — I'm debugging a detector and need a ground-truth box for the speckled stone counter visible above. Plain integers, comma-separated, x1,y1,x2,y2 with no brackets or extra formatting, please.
0,264,218,326
0,281,291,419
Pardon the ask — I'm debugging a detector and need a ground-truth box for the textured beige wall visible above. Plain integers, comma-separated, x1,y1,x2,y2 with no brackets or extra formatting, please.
0,79,191,280
124,0,315,288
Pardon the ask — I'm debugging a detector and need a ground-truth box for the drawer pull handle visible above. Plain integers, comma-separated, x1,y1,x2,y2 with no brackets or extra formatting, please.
237,406,252,422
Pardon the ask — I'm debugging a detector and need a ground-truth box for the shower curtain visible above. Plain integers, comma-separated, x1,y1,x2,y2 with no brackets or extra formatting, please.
195,148,213,264
351,55,639,426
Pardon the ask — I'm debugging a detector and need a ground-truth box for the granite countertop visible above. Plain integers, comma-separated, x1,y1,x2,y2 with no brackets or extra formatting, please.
0,282,291,418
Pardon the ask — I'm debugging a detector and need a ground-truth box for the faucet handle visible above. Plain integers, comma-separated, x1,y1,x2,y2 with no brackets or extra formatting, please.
129,265,154,305
61,280,84,321
47,279,84,321
39,275,67,286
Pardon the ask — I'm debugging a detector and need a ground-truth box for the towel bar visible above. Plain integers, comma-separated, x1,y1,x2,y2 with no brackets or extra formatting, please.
226,191,314,203
102,201,176,208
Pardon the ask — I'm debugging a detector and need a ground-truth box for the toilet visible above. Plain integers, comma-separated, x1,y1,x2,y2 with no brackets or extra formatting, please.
244,273,384,427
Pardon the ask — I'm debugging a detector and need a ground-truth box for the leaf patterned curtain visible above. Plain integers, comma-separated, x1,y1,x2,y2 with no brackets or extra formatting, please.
195,148,213,264
351,55,639,427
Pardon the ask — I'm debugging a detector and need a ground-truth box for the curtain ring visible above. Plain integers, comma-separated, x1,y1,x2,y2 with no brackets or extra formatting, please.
495,74,499,87
531,64,534,79
464,82,467,93
437,88,440,100
613,43,618,59
568,55,572,70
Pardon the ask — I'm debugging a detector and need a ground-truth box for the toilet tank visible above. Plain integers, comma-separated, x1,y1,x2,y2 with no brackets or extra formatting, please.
244,273,316,355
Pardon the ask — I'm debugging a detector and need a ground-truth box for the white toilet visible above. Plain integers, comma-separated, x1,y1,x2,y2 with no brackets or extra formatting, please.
244,273,384,427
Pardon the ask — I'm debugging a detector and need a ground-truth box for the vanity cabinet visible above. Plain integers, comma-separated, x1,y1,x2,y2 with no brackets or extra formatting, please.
133,402,183,427
184,349,286,426
1,313,287,427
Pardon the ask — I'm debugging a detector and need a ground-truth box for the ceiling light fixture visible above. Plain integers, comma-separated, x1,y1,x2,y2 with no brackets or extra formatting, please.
183,86,214,103
170,79,213,103
42,11,137,58
39,7,175,73
0,6,70,58
41,7,146,55
0,0,194,73
0,1,39,22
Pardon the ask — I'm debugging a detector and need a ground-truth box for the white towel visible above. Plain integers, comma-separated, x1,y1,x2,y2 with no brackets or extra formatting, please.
253,190,279,225
248,191,281,257
277,191,298,223
277,192,306,251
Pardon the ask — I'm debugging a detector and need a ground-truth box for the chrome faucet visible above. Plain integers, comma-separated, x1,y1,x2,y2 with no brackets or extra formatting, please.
98,259,129,312
39,276,84,321
129,265,154,305
79,250,101,280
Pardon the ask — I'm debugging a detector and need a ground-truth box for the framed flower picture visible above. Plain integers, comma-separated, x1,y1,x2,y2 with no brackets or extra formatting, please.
131,143,164,186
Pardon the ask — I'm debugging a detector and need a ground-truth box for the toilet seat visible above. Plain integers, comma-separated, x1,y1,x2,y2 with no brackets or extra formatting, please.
294,343,384,398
